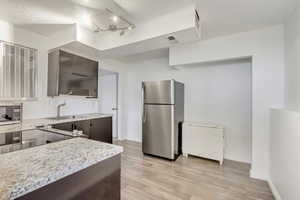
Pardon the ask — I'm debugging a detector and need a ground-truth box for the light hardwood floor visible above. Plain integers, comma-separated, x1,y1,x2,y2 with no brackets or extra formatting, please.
115,140,274,200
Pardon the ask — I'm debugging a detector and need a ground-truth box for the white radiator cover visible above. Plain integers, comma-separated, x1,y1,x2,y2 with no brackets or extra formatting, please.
182,122,224,165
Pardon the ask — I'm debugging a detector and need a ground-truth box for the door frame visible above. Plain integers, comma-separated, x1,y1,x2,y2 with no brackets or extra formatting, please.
99,69,119,140
115,73,119,139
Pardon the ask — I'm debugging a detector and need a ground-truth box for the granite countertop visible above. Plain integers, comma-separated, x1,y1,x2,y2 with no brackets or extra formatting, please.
0,113,112,134
0,138,123,200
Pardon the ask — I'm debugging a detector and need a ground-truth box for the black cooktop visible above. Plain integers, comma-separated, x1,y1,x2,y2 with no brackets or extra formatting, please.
0,129,72,155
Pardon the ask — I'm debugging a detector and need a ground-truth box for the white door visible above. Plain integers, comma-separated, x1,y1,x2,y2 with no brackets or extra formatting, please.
99,73,118,138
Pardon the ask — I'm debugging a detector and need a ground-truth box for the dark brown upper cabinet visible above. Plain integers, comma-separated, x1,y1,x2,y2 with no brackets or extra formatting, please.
48,50,98,98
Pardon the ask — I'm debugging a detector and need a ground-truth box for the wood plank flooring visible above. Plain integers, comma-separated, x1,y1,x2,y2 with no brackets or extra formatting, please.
114,140,274,200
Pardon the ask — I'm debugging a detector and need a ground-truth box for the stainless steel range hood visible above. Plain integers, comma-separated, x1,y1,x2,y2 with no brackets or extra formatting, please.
48,50,98,98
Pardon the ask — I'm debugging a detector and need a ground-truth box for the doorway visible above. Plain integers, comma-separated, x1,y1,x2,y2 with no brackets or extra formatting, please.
99,69,119,139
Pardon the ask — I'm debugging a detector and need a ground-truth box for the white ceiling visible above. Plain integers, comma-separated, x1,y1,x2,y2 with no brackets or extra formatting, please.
114,0,193,22
196,0,298,39
0,0,132,36
61,41,169,63
0,0,298,40
115,48,169,63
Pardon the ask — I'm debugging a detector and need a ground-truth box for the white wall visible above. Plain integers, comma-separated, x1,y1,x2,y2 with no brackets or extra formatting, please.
270,109,300,200
268,5,300,200
124,56,252,163
170,25,285,180
0,19,15,42
285,6,300,111
22,98,99,119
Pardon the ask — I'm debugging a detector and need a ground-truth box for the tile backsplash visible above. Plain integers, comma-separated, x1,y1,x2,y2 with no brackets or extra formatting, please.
22,98,100,119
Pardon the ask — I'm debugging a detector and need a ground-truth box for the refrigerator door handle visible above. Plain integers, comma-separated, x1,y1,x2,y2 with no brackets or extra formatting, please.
143,106,147,123
142,83,146,123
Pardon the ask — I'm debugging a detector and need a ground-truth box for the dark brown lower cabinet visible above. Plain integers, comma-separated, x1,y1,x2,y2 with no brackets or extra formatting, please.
90,117,112,144
53,122,73,132
74,120,91,137
52,117,113,144
17,154,121,200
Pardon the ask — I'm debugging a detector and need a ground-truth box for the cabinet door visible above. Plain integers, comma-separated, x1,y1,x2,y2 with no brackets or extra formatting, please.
52,122,73,131
74,120,91,137
90,117,112,144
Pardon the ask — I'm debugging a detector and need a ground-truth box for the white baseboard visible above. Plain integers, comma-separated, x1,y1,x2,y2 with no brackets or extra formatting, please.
115,137,126,141
250,169,269,181
268,180,282,200
126,137,142,143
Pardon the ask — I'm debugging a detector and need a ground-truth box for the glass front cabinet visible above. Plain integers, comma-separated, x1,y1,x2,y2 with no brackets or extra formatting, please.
0,41,38,100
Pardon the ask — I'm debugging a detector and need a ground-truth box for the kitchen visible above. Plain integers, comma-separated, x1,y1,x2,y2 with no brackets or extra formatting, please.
0,0,300,200
0,47,122,199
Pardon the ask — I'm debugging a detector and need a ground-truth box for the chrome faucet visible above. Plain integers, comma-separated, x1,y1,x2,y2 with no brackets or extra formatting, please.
57,102,66,118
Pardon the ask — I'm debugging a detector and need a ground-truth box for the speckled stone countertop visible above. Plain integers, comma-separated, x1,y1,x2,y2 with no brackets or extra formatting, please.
0,138,123,200
0,113,112,134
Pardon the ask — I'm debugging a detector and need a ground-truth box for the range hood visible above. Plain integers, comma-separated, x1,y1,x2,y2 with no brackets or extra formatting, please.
48,50,98,98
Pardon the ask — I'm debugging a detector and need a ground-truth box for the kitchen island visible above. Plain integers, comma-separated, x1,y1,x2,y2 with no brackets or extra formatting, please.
0,138,123,200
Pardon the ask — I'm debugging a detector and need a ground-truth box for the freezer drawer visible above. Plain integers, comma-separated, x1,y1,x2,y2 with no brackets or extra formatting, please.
143,80,174,104
142,104,174,159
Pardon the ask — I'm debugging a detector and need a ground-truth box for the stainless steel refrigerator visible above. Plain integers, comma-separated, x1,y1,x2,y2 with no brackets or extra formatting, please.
142,80,184,160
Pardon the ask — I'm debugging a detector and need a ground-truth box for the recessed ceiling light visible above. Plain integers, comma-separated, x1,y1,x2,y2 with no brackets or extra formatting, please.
112,15,119,22
128,26,132,30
